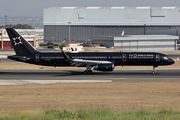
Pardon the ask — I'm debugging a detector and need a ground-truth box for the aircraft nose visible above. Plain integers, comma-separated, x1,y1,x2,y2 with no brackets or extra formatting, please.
169,59,175,64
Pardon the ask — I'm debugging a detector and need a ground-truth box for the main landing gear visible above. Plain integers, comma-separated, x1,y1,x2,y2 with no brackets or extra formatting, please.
84,65,93,74
84,70,92,74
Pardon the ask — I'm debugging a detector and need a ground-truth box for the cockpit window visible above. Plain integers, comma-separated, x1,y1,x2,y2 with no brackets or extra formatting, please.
163,57,168,60
163,56,169,60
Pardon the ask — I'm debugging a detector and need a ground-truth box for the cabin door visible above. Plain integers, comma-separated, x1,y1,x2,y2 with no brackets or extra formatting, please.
122,54,126,62
156,54,160,62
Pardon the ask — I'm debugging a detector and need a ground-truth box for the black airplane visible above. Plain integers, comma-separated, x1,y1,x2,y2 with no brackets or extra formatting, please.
6,28,174,74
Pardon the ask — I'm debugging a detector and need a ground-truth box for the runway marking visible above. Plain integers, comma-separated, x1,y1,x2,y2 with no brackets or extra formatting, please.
108,78,127,79
0,55,7,58
23,80,112,84
110,78,180,81
0,80,112,85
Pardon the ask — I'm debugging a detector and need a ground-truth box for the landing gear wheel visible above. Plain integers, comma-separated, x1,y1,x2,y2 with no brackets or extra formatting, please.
83,70,92,74
84,70,87,74
88,70,92,74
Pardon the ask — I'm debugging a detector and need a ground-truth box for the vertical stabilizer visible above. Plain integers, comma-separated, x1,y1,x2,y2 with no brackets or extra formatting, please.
121,31,124,36
6,28,38,55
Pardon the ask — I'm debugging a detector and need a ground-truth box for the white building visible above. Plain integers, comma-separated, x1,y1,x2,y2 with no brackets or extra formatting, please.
44,7,180,43
63,42,83,51
92,35,179,51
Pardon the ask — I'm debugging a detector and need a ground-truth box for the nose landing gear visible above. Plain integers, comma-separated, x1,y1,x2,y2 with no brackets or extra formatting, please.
152,65,157,74
152,67,155,74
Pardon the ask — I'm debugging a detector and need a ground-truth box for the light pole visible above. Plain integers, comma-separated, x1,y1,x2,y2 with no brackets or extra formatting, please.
5,15,7,26
68,22,71,43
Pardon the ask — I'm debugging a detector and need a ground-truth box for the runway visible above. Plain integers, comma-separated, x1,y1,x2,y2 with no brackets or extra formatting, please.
0,52,180,85
0,69,180,85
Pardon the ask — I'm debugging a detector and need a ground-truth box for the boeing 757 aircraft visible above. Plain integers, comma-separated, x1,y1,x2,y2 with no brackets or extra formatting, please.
6,28,174,74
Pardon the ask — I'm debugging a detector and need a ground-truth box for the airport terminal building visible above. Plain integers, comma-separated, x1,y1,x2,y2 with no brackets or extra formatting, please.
44,7,180,43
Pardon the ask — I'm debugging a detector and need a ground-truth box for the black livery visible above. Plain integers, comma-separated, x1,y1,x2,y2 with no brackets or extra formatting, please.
6,28,174,74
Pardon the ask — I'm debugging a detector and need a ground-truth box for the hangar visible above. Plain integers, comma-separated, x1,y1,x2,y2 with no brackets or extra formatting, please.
44,7,180,43
92,35,179,51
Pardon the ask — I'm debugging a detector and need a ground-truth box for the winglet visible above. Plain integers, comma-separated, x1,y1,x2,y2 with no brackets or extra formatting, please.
61,49,71,62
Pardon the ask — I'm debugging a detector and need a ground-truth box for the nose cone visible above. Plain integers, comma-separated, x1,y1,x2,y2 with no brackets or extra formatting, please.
169,59,175,65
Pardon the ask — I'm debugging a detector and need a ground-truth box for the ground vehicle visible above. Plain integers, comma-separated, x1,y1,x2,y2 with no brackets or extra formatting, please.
47,42,53,48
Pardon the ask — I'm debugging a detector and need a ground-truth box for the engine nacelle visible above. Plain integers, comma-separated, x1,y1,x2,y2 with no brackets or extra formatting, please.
93,64,114,71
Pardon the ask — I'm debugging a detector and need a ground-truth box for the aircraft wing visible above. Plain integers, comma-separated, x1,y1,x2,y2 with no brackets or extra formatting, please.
71,59,111,67
61,49,111,67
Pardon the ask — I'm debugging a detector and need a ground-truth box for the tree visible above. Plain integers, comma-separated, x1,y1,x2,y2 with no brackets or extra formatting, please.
59,43,66,49
0,24,33,29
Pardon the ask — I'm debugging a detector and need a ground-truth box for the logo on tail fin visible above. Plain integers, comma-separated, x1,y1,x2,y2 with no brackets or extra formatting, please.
13,36,22,46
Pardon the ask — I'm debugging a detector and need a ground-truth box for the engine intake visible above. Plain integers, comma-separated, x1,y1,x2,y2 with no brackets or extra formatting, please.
94,63,114,71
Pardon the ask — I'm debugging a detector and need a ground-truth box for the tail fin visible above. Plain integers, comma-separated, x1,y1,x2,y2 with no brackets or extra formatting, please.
121,31,124,36
6,28,38,55
71,47,74,51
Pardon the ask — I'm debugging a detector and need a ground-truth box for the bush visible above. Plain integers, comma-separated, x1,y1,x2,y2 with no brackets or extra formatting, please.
1,109,180,120
59,43,66,49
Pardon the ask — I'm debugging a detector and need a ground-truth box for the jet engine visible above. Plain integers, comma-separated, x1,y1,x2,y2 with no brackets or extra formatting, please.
93,63,114,71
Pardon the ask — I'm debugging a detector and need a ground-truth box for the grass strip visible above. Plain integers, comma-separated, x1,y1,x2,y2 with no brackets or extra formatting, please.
0,108,180,120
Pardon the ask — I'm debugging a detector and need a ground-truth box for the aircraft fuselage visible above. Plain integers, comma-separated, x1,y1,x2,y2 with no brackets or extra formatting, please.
8,52,174,67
